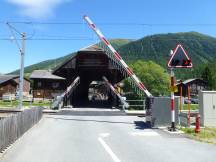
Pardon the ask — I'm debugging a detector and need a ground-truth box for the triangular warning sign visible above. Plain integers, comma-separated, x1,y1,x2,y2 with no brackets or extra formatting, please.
168,44,193,68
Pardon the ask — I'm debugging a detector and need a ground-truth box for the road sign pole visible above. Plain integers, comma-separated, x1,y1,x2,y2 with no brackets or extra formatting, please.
187,83,191,127
180,80,183,112
179,80,183,126
169,68,176,131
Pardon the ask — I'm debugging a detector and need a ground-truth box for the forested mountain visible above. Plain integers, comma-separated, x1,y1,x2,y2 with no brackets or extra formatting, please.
10,32,216,79
118,32,216,78
119,32,216,66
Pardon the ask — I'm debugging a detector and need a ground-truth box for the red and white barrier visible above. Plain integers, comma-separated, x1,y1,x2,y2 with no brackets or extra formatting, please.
62,76,80,98
84,15,152,97
102,76,129,109
170,70,176,131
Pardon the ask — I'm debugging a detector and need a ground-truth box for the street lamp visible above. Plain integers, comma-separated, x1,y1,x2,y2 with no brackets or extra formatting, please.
7,23,26,109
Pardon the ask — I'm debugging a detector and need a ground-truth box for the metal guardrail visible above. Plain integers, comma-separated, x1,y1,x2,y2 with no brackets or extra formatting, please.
0,108,43,152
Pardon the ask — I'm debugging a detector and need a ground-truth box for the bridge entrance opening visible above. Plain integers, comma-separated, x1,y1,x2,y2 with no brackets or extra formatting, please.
88,81,108,102
87,81,112,108
70,80,116,108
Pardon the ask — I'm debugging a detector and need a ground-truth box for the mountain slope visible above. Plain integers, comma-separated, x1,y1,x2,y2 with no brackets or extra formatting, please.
10,52,75,75
10,39,132,75
118,32,216,68
10,32,216,78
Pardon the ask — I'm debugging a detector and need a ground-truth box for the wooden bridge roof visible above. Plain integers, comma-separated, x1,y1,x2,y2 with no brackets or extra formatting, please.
52,45,125,84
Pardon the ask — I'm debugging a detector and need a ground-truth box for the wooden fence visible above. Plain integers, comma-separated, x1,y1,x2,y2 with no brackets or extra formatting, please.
0,107,43,152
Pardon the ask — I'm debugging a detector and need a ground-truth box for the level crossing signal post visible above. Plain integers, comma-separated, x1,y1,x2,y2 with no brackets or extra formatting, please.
167,44,193,131
169,68,176,131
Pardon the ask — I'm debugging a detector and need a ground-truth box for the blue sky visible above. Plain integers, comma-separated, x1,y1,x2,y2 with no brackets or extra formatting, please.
0,0,215,73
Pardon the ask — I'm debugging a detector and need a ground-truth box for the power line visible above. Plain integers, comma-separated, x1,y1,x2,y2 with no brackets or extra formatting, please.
0,38,95,41
0,37,213,41
0,21,216,26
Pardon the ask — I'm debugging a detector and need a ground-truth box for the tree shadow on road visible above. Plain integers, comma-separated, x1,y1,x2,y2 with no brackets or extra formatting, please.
46,116,157,131
46,116,134,125
134,121,157,130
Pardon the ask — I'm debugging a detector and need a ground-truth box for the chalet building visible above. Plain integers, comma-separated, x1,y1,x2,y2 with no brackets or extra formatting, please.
0,75,30,99
30,70,66,100
175,78,208,97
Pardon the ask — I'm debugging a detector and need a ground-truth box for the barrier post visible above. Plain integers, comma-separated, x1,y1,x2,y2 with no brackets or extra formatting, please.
169,68,176,131
180,80,183,112
195,113,201,133
187,83,191,127
179,80,183,126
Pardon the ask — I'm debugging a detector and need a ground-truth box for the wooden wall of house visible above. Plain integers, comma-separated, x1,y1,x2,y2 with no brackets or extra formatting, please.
0,81,17,97
33,90,64,99
32,79,66,99
14,78,31,93
175,79,208,97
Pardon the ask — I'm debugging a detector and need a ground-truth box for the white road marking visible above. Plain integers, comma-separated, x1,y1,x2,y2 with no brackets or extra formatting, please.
98,137,121,162
99,133,110,138
131,131,159,136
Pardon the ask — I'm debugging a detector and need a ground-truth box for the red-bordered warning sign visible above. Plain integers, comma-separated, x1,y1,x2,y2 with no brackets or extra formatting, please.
168,44,193,68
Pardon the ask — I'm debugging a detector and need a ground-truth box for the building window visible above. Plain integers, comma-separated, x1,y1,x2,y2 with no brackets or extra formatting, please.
37,82,42,87
52,82,59,89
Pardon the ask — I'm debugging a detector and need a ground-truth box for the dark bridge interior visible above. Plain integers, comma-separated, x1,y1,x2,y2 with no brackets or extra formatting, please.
53,45,125,107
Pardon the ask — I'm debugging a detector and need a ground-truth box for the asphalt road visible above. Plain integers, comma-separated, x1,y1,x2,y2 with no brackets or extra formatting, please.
0,109,216,162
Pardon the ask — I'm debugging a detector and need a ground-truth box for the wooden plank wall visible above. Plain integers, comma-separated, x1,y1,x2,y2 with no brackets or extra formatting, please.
0,108,43,152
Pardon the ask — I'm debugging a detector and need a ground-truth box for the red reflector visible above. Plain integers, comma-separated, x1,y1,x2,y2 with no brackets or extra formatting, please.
139,83,146,90
114,52,122,60
171,99,175,110
127,67,134,76
91,24,96,29
102,37,110,45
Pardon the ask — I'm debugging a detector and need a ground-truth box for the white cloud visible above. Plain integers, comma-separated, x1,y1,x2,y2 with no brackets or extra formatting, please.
6,0,71,19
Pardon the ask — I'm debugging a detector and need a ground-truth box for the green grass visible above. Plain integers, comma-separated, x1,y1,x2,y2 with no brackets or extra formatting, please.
182,104,199,110
181,127,216,144
0,100,51,108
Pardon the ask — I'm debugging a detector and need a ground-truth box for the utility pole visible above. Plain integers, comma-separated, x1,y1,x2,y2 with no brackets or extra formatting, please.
18,33,26,109
6,22,26,109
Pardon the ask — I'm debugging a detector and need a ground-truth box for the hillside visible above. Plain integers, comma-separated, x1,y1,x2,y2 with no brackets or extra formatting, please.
10,32,216,79
10,39,132,75
11,53,75,75
118,32,216,66
118,32,216,78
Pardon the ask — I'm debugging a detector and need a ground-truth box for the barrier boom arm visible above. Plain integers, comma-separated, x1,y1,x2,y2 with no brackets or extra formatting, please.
62,76,80,98
102,76,129,109
83,15,152,97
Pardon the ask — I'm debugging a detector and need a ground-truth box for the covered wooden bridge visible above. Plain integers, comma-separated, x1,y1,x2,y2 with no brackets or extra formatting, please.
30,45,126,107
